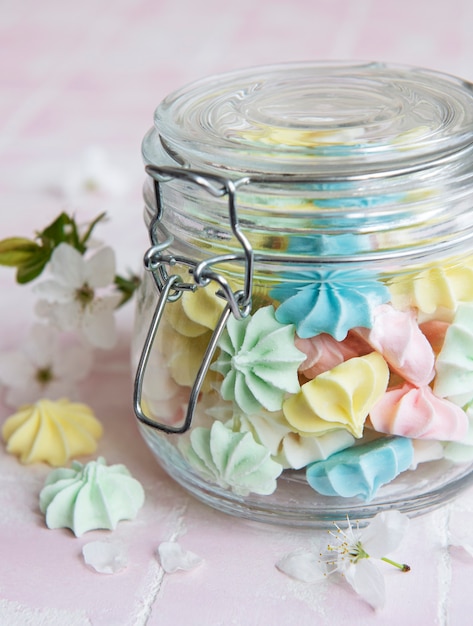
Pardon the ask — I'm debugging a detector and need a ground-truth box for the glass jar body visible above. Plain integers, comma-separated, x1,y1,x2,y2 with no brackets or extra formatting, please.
133,62,473,527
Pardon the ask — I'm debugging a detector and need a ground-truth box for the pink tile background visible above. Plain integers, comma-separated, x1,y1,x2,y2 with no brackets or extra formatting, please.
2,1,473,624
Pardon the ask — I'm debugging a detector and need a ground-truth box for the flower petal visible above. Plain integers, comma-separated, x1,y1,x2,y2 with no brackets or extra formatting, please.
34,278,75,303
345,560,385,610
49,243,85,287
276,549,326,583
23,324,58,366
84,246,116,288
0,351,34,387
82,298,120,348
361,510,409,558
53,341,94,381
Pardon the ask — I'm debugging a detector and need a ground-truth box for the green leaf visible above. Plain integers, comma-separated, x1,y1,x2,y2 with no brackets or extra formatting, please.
16,249,51,284
80,211,107,248
38,212,75,247
0,237,40,267
2,211,111,284
114,273,141,306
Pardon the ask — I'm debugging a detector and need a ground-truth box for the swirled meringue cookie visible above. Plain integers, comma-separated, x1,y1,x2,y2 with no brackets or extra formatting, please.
434,303,473,406
306,436,414,501
369,383,468,440
166,283,226,337
140,346,189,428
39,457,145,536
272,269,390,340
157,317,218,393
180,421,282,496
387,257,473,322
295,331,369,379
443,401,473,462
240,126,365,148
419,319,449,355
283,352,389,438
355,304,435,386
230,410,355,469
2,398,102,466
212,306,305,414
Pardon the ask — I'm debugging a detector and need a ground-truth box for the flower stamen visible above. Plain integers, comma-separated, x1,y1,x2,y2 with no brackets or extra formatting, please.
35,366,54,385
75,283,95,307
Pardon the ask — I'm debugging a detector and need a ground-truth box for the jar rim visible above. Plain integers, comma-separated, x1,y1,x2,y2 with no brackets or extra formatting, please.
144,61,473,178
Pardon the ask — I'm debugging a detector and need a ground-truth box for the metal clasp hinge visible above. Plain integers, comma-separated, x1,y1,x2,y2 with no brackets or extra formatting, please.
133,165,253,434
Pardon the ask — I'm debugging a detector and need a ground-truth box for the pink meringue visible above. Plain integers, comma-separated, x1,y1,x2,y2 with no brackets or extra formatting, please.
295,331,370,379
419,320,449,355
369,383,468,441
355,304,435,386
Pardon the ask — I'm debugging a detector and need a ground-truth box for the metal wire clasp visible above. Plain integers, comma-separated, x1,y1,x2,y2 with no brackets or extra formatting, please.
133,165,253,434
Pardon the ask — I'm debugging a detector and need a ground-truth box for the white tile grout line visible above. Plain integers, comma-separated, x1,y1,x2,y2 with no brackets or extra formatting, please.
128,502,189,626
433,505,453,626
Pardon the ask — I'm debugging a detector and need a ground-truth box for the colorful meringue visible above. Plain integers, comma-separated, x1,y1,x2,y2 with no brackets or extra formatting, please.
240,126,365,149
272,269,390,340
369,383,468,441
443,402,473,463
180,420,283,496
295,331,369,379
231,409,355,470
306,436,414,501
140,346,189,428
157,317,218,393
387,257,473,321
166,283,226,337
212,305,305,414
2,398,103,466
354,304,435,386
419,319,449,355
283,352,389,438
434,303,473,406
39,457,145,536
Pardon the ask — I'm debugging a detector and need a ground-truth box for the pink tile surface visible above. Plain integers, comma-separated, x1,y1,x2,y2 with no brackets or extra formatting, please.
2,1,473,624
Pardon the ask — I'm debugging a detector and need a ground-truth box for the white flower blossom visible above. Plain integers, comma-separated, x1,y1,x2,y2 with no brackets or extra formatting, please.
276,511,410,610
34,243,121,349
0,323,93,407
61,146,129,199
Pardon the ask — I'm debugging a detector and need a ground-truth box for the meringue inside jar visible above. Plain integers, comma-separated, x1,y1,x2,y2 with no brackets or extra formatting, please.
133,61,473,527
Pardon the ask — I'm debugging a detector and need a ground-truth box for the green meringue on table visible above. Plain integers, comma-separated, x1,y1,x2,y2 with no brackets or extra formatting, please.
39,457,145,537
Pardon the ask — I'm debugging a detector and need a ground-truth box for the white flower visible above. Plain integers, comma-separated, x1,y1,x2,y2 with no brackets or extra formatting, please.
34,243,121,349
61,146,129,198
0,323,93,407
276,511,410,610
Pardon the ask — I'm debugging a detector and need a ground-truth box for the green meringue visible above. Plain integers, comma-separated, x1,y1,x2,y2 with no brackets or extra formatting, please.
39,457,145,536
212,305,305,414
181,420,283,496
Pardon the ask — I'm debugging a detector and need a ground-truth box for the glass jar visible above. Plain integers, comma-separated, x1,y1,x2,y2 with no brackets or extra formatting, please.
132,61,473,527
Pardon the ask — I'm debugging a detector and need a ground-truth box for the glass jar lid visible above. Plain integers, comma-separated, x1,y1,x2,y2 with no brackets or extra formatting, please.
144,61,473,178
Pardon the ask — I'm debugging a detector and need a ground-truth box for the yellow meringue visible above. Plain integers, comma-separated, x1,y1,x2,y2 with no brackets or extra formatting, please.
2,398,103,466
165,283,226,338
283,352,389,438
387,257,473,321
157,317,219,393
241,126,364,148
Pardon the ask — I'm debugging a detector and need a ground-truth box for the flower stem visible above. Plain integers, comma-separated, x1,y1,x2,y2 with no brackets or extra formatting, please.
381,556,411,572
